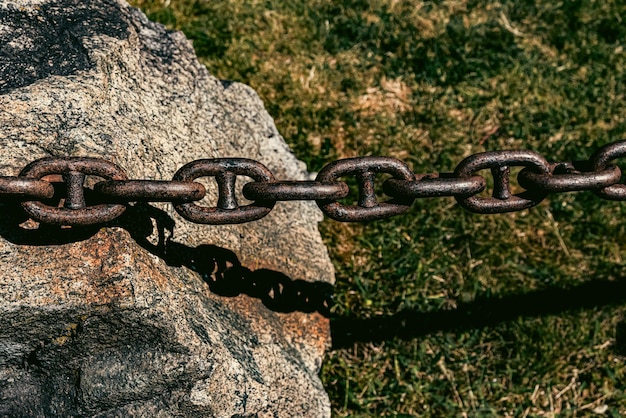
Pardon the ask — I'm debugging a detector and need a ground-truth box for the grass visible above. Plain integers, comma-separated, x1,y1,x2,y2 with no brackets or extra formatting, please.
129,0,626,415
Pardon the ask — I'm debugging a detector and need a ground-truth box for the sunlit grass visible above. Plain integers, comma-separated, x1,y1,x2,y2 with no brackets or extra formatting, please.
130,0,626,415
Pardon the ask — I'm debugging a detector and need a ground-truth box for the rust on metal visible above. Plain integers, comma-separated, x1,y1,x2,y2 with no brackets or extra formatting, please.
315,157,414,222
589,140,626,200
0,176,54,199
19,157,128,226
63,171,87,209
95,180,206,202
383,173,486,198
172,158,275,224
242,181,349,201
0,141,624,226
454,150,551,214
518,162,621,193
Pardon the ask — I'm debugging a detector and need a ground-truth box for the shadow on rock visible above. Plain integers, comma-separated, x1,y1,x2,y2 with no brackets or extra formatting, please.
0,200,101,244
118,203,333,316
0,201,333,316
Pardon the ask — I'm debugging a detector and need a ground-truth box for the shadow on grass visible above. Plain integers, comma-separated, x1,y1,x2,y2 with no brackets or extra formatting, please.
331,277,626,350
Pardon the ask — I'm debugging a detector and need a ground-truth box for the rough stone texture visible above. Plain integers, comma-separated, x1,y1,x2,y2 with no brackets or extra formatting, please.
0,1,333,416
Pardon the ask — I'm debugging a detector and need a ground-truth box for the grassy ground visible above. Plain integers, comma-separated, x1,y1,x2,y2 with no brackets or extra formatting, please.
130,0,626,415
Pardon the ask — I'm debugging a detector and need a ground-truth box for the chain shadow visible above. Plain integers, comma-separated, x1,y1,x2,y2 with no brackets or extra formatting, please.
0,199,102,244
3,199,624,349
0,200,332,316
115,203,333,315
331,276,626,350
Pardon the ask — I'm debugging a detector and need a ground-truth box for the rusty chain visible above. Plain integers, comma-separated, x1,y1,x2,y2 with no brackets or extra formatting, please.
1,140,625,226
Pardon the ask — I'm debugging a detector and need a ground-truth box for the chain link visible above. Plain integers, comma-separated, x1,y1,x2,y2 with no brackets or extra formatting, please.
315,157,415,222
1,140,625,226
172,158,276,224
589,141,626,200
19,157,128,226
454,150,551,213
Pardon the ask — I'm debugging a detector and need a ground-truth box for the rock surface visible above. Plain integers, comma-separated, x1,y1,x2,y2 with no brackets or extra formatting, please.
0,1,333,416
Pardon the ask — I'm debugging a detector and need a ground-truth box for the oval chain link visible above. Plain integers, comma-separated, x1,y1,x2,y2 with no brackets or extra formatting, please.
315,157,414,222
20,157,128,226
454,150,551,214
172,159,275,224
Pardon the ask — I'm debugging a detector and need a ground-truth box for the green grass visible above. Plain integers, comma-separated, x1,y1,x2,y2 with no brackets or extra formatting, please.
130,0,626,415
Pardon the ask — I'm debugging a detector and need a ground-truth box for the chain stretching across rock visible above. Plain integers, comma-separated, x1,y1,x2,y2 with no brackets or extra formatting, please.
3,140,626,226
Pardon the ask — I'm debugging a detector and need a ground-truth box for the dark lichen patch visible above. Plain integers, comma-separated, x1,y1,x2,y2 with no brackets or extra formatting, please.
0,0,129,94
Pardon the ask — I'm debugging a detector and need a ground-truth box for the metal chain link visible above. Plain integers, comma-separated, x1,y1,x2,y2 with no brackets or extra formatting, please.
2,140,625,226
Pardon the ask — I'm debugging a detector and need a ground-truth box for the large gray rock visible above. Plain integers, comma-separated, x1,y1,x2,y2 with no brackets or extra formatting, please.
0,0,334,416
